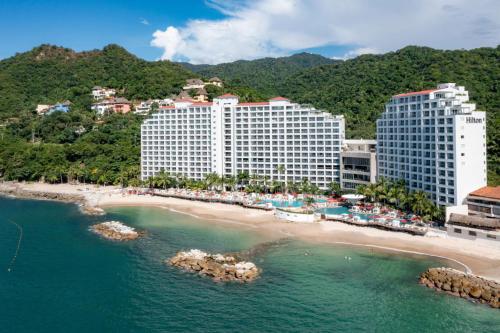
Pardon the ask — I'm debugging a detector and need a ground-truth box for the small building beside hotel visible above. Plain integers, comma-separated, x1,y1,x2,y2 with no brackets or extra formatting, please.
446,213,500,246
340,139,377,191
445,186,500,246
466,186,500,218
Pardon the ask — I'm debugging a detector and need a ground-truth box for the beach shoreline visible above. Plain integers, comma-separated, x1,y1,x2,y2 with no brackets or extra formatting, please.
2,181,500,282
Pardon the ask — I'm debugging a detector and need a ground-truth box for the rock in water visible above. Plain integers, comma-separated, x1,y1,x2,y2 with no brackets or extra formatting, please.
90,221,140,241
419,267,500,309
168,249,260,282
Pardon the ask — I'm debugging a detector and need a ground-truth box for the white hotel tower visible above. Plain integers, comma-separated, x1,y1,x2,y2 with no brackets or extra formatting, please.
376,83,487,206
141,94,345,189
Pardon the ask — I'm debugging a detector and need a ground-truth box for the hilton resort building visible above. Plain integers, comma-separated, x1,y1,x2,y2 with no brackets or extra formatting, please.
141,95,345,189
376,83,487,206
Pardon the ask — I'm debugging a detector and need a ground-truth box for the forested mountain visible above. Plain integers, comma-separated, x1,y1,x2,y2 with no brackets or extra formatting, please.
179,52,337,95
0,44,194,120
0,44,197,185
0,44,498,185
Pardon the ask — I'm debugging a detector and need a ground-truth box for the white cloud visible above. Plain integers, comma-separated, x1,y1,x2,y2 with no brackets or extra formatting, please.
333,47,381,60
151,26,184,61
151,0,500,64
140,18,150,26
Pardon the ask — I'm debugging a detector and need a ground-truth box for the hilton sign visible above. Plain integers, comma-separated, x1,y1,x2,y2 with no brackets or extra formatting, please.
466,117,483,124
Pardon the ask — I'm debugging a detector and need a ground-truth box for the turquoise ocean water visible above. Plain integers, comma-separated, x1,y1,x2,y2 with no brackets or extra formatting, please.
1,197,499,332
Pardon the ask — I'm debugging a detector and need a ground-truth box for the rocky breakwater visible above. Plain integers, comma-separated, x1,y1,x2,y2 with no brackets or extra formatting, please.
168,249,260,282
419,267,500,309
90,221,140,241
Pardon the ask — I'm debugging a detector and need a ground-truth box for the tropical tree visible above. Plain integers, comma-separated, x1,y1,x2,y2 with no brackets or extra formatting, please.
237,171,250,189
204,172,221,191
409,190,429,217
362,183,378,202
275,164,286,192
250,173,261,186
303,196,316,207
223,175,237,191
328,181,342,197
269,180,282,194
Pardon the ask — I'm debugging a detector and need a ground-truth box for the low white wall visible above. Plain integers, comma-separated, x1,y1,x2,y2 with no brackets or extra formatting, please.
446,225,500,249
275,209,316,223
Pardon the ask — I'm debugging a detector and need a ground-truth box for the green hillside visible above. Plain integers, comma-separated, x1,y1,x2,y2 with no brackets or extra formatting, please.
0,44,197,185
0,45,498,185
0,44,194,120
181,52,337,95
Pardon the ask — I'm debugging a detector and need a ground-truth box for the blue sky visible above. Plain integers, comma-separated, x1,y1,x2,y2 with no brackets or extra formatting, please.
0,0,225,60
1,0,498,63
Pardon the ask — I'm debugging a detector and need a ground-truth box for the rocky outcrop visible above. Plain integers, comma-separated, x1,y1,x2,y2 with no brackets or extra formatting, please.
90,221,140,241
419,267,500,309
168,249,260,282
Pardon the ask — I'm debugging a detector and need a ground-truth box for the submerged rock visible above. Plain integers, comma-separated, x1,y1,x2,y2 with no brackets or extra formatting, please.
168,249,260,282
90,221,140,241
419,267,500,309
81,205,106,216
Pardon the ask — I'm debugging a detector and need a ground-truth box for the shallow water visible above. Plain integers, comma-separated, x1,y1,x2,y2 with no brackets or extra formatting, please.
1,197,499,332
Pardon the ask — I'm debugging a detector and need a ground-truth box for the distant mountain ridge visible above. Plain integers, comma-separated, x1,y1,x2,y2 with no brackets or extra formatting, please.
178,52,337,94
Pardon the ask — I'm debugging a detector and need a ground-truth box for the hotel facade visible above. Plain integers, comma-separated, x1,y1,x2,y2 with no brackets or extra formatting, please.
376,83,487,206
340,139,377,191
141,95,345,189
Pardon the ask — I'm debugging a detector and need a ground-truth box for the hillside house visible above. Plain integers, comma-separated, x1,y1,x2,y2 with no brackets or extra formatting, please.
92,86,116,100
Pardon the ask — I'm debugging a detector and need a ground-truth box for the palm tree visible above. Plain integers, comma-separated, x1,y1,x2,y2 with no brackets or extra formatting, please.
156,170,172,190
204,172,221,191
225,175,237,192
303,196,316,207
375,177,389,204
300,178,311,194
409,190,429,217
262,175,270,193
275,164,286,192
387,186,399,206
287,180,298,193
270,180,281,194
328,181,342,197
250,173,260,186
363,183,378,202
237,171,250,190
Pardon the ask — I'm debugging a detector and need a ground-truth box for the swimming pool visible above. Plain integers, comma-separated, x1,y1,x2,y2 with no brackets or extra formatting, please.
316,206,369,220
261,199,327,208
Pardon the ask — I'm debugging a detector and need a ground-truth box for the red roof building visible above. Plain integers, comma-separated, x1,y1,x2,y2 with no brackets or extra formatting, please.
270,96,290,101
469,186,500,201
393,89,437,97
217,93,238,98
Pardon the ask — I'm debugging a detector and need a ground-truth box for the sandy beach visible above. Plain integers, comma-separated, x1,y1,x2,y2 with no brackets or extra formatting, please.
2,181,500,282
